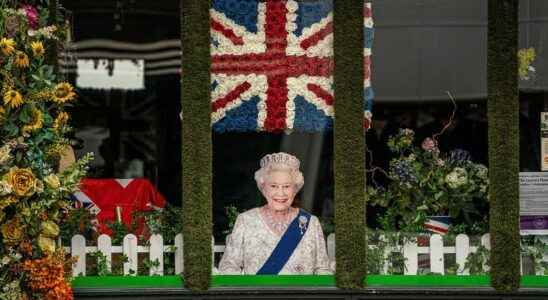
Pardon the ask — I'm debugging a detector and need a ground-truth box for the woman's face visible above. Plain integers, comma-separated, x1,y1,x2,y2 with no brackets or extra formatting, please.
262,170,296,212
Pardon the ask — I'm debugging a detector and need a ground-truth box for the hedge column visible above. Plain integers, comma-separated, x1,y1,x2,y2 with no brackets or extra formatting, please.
333,0,367,289
180,0,212,290
487,0,520,292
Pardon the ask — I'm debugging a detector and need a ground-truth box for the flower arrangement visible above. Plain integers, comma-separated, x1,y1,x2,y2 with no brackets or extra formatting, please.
0,2,92,299
368,129,489,233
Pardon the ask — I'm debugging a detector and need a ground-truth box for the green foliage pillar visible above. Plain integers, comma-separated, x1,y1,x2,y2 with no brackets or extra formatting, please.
333,0,367,289
487,0,520,291
180,0,212,290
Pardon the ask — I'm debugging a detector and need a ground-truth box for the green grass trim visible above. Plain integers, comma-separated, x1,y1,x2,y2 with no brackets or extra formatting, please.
180,0,213,290
487,0,521,292
333,0,367,289
72,276,183,288
71,275,548,289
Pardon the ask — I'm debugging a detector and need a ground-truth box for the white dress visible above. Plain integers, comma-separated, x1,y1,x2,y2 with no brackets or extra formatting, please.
218,207,332,275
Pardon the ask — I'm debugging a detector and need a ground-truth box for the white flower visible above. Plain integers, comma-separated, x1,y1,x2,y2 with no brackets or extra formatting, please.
286,100,296,110
0,145,12,165
0,180,12,196
445,167,468,189
1,256,10,266
286,0,299,13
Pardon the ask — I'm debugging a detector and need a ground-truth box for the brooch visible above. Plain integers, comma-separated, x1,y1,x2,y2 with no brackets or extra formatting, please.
298,216,308,235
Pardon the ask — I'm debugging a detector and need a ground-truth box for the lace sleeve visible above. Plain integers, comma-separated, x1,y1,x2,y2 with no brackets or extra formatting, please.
311,216,333,274
218,214,245,274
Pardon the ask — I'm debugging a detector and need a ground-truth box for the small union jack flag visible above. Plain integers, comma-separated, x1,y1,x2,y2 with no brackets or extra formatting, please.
424,216,451,235
210,0,374,132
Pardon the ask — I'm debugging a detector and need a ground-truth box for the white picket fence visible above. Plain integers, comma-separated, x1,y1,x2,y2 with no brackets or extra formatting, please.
65,233,501,276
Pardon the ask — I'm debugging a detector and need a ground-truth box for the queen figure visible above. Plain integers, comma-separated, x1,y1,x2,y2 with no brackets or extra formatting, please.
219,152,332,275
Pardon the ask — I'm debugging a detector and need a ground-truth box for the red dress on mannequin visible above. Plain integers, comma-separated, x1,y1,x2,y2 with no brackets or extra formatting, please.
74,178,166,236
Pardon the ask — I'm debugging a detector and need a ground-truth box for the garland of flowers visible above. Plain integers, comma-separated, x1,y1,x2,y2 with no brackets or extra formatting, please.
0,2,92,299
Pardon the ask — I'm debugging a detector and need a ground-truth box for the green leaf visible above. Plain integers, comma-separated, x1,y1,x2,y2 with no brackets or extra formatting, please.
18,105,31,123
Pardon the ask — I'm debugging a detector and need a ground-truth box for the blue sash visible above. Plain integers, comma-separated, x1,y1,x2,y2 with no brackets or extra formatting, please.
257,209,311,275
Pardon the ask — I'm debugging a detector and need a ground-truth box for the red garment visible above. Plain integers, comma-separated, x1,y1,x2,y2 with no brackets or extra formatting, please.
76,178,166,236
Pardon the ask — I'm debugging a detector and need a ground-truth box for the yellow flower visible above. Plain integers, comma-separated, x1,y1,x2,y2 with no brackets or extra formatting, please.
14,51,30,68
44,174,60,189
1,218,23,246
0,38,16,56
52,82,76,103
41,221,60,238
37,235,56,253
5,167,36,197
3,90,23,109
0,106,5,122
22,107,43,135
52,111,69,132
30,41,44,57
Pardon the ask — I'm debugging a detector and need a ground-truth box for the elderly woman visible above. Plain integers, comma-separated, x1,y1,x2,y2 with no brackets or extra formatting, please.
219,152,332,275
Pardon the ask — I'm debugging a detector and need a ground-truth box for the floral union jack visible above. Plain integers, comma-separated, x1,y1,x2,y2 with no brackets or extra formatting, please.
210,0,374,133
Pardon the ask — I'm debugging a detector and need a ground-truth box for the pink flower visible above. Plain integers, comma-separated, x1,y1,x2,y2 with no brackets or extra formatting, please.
23,5,39,30
421,137,439,153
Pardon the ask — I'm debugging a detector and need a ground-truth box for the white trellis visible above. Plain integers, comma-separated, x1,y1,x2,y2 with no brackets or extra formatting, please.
66,233,506,276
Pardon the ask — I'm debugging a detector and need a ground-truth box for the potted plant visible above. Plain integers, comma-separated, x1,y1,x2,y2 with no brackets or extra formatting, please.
368,129,489,234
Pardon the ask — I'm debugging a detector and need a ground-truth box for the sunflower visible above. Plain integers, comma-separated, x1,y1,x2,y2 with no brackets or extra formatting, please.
0,38,16,56
30,41,45,57
14,51,30,68
52,111,69,132
52,82,76,103
22,107,43,134
3,90,23,108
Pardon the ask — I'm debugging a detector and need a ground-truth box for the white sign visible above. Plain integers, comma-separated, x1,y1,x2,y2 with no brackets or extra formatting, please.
520,172,548,234
520,172,548,215
76,59,144,90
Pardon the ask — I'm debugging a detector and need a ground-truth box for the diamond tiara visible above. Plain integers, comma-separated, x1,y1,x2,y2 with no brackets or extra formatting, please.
259,152,300,169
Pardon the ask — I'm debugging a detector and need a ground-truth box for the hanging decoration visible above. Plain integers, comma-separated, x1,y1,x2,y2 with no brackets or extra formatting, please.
210,0,374,133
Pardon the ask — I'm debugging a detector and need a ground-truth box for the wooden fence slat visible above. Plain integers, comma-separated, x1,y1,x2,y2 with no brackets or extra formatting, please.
430,234,444,274
71,234,86,276
455,234,470,275
403,238,418,275
149,234,164,275
481,233,491,272
123,234,138,276
97,234,112,273
175,233,184,275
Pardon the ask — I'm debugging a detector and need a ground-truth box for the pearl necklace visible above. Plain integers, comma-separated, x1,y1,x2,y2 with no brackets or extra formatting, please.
262,206,292,234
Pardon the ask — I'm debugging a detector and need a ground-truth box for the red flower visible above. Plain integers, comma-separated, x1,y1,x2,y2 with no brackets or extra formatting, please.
22,5,39,30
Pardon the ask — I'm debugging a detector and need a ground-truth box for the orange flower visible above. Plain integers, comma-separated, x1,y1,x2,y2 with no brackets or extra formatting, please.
21,252,73,300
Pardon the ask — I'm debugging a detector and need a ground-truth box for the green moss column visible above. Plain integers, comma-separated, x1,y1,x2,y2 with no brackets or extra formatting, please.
180,0,212,290
487,0,520,292
333,0,367,289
